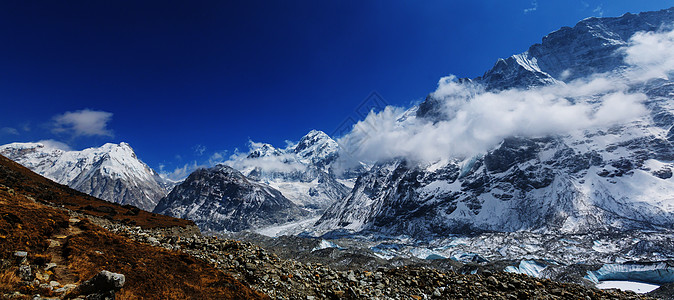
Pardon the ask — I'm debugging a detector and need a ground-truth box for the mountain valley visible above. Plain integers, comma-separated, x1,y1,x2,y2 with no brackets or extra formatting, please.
3,6,674,299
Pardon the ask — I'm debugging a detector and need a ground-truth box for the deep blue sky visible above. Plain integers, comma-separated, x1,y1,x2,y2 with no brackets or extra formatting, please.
0,0,671,178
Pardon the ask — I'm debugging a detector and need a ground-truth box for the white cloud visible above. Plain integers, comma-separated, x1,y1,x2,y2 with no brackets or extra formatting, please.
52,109,114,137
193,144,206,156
623,27,674,81
524,0,538,14
338,85,647,164
593,5,604,17
37,139,72,151
207,150,229,165
0,127,19,136
224,141,306,174
159,161,202,181
336,27,674,165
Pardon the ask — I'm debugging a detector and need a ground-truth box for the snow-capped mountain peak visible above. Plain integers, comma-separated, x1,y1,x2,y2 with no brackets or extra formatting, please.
247,143,283,158
0,141,172,210
315,7,674,238
293,130,339,166
225,130,351,212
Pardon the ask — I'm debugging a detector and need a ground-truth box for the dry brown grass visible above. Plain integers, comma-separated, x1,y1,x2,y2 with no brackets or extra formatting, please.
116,289,140,300
62,219,268,299
0,268,21,293
0,267,56,297
30,253,51,266
0,190,70,260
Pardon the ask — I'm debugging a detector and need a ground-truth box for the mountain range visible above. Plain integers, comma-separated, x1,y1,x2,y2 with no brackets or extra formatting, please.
0,130,354,232
316,7,674,237
2,8,674,241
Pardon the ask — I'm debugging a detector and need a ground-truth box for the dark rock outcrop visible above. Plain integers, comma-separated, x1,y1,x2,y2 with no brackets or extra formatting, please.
154,165,310,232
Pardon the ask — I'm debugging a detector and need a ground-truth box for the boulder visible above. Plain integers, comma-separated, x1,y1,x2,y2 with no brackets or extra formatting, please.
71,270,125,300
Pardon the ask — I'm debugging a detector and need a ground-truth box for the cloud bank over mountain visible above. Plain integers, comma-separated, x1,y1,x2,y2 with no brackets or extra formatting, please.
335,27,674,165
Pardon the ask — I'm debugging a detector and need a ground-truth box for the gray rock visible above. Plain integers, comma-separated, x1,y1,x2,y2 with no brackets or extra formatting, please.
18,265,31,280
75,270,125,300
147,236,159,245
56,284,78,293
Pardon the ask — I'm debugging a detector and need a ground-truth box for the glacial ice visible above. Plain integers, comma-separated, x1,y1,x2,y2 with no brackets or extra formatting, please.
504,260,548,278
585,262,674,284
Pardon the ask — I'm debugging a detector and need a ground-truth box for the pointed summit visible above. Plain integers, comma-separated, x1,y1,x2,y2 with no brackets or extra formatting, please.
0,142,172,210
294,130,339,166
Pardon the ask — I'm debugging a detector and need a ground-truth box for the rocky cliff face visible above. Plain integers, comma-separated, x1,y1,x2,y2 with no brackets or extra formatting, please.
0,142,172,211
153,165,310,232
480,9,672,91
316,7,674,238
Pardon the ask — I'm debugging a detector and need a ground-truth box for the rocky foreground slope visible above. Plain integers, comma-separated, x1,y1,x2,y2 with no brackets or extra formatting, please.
105,218,656,299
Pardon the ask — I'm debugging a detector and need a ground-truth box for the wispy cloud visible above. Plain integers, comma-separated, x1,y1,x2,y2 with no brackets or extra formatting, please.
581,1,589,10
208,150,229,165
0,127,19,136
159,161,202,181
336,27,674,166
593,5,604,17
224,141,306,174
193,144,206,156
52,109,114,137
523,0,538,14
38,139,72,151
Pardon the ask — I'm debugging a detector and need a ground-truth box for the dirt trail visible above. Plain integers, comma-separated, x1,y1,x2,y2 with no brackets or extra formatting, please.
45,217,83,284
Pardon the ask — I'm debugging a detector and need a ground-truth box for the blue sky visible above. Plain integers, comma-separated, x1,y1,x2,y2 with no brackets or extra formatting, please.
0,0,671,178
